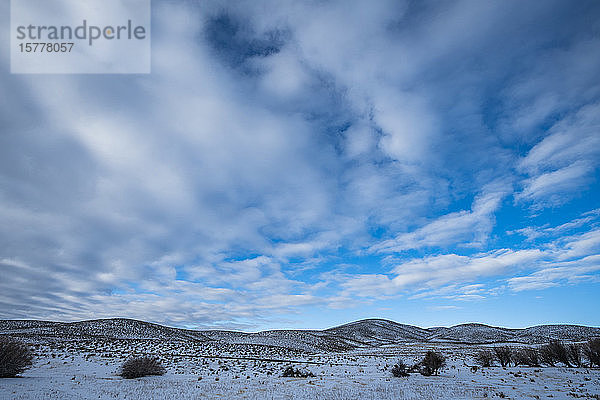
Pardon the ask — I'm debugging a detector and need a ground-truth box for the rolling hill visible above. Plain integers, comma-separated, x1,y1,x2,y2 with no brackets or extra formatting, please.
1,318,599,353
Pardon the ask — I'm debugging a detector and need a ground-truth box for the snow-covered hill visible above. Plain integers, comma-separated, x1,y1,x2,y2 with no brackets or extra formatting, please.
324,318,431,345
426,323,518,343
0,318,208,342
1,318,599,352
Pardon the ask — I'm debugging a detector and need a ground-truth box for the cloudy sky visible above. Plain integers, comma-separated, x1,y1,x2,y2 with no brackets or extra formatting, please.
1,0,599,331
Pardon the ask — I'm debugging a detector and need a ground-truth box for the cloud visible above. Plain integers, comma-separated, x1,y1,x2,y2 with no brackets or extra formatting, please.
340,249,543,298
516,103,600,207
1,0,599,328
347,218,600,301
509,209,600,241
556,228,600,261
392,249,543,288
516,161,594,205
372,181,511,252
508,255,600,292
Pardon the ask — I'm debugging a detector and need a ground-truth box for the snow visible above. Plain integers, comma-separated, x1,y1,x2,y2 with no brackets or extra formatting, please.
1,319,600,399
1,346,599,399
3,318,599,349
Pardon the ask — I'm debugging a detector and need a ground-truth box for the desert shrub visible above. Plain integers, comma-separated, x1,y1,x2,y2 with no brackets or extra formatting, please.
568,344,582,367
120,356,166,379
281,366,314,378
539,340,575,367
513,348,539,367
0,338,34,378
549,340,571,367
584,338,600,367
420,351,446,376
494,346,512,368
539,343,556,366
391,361,410,377
475,350,495,367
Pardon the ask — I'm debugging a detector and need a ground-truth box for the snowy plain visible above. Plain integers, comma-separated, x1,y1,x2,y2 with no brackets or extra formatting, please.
2,343,599,399
1,319,599,399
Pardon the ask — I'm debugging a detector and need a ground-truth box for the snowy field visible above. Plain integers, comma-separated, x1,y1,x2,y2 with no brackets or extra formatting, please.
1,341,599,400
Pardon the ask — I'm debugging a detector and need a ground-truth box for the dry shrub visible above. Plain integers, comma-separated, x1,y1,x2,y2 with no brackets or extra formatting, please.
420,351,446,376
0,338,34,378
475,350,495,367
513,348,539,367
282,366,314,378
391,361,410,377
120,356,166,379
494,346,512,368
584,338,600,367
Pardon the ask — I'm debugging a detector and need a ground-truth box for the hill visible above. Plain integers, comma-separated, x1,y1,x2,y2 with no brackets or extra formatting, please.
2,318,599,353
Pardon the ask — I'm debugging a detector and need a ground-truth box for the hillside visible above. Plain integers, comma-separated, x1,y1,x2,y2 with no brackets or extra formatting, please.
426,323,519,343
1,318,599,353
0,318,209,342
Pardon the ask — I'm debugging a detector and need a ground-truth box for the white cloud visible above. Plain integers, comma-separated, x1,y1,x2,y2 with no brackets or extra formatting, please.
340,249,543,298
508,255,600,292
509,209,600,241
516,103,600,207
516,160,594,205
392,249,543,288
1,0,599,328
346,222,600,300
557,228,600,261
372,181,510,252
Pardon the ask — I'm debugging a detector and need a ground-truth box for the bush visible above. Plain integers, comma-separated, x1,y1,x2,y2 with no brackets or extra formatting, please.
568,344,582,368
0,338,34,378
282,366,314,378
584,338,600,367
539,340,579,367
420,351,446,376
539,343,557,366
549,340,571,367
494,346,512,368
391,361,410,377
513,348,539,367
120,356,166,379
475,350,495,367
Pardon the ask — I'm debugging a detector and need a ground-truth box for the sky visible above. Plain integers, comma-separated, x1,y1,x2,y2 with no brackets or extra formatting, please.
1,0,599,331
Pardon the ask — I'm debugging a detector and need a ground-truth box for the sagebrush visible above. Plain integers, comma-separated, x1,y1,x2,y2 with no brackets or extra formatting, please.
120,356,166,379
513,348,539,367
420,351,446,376
0,338,34,378
475,350,495,367
494,346,512,368
282,366,315,378
391,360,410,377
584,338,600,367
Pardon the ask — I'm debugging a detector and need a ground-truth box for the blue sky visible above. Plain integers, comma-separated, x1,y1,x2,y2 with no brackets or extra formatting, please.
1,0,599,331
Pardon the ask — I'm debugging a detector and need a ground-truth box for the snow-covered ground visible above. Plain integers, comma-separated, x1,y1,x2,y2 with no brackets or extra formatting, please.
1,343,599,400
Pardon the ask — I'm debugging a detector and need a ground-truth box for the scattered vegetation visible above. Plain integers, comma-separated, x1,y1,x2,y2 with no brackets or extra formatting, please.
539,343,557,366
550,340,571,367
568,344,582,368
420,351,446,376
584,338,600,367
494,346,512,368
475,339,600,369
0,338,34,378
513,348,540,367
120,356,166,379
539,340,573,367
281,366,314,378
391,360,410,377
475,350,495,367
